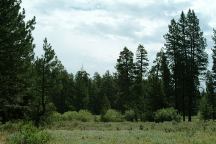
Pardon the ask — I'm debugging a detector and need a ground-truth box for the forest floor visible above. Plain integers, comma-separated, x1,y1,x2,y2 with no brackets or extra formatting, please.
1,120,216,144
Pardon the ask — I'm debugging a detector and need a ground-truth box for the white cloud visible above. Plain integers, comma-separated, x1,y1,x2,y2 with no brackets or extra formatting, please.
21,0,215,75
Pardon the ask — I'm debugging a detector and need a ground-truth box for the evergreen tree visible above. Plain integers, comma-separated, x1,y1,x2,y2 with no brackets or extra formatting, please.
89,72,102,114
32,38,58,126
178,12,188,121
145,52,165,121
212,29,216,85
211,29,216,119
164,18,182,113
51,69,75,113
135,45,149,81
0,0,36,122
64,73,75,111
206,71,214,116
160,51,173,107
101,71,117,109
74,69,90,111
133,45,149,120
149,51,166,108
116,47,135,111
213,29,216,80
186,10,208,121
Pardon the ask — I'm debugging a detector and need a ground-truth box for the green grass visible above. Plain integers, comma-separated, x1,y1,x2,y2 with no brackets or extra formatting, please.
0,131,7,144
46,121,216,144
1,120,216,144
48,129,216,144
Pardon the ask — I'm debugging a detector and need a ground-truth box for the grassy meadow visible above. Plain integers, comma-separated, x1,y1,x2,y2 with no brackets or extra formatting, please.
1,120,216,144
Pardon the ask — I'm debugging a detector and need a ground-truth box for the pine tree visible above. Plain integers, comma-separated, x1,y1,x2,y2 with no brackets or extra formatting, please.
0,0,36,122
33,38,58,126
178,11,188,121
212,29,216,83
135,44,149,81
164,18,182,112
89,72,102,114
160,51,173,107
164,10,208,121
74,69,90,111
146,52,165,121
101,71,117,109
133,45,149,120
186,10,208,121
116,47,135,111
206,71,214,116
211,29,216,119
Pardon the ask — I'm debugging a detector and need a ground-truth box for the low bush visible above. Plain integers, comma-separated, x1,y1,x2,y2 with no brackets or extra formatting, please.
62,111,79,121
77,110,94,122
94,115,101,122
60,110,93,122
48,110,95,122
154,107,181,122
50,112,64,122
124,110,136,121
0,121,23,132
199,96,213,120
102,109,124,122
7,123,50,144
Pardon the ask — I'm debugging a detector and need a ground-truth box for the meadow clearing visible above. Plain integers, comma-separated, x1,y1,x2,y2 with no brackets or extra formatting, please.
1,120,216,144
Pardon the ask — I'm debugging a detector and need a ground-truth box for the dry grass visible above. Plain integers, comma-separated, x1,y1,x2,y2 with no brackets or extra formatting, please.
1,120,216,144
0,132,7,144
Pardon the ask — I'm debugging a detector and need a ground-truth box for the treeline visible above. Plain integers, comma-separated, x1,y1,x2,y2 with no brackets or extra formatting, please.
0,0,216,125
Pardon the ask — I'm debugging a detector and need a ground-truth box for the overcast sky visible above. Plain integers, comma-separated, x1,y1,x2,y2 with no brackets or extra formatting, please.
21,0,216,76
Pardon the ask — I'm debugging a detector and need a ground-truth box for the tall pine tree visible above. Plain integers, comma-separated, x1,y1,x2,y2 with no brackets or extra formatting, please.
0,0,36,122
116,47,135,112
164,10,208,121
33,38,59,126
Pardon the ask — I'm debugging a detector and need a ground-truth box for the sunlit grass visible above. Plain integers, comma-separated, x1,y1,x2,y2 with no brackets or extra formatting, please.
47,121,216,144
0,132,7,144
48,129,216,144
1,121,216,144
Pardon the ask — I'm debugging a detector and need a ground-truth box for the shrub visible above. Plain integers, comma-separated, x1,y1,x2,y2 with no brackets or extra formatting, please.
62,111,79,121
62,110,93,122
102,109,124,122
50,112,63,122
154,107,181,122
0,121,23,132
124,110,136,121
7,123,50,144
94,115,101,122
77,110,94,122
199,96,213,120
52,110,94,122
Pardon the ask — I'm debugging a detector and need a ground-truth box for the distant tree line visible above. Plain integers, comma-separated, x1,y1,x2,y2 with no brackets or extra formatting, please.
0,0,216,125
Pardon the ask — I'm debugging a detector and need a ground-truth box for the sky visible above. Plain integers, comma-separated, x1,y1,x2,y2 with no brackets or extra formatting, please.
21,0,216,76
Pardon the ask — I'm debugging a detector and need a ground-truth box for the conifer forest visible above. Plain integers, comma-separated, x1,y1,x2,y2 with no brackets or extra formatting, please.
0,0,216,144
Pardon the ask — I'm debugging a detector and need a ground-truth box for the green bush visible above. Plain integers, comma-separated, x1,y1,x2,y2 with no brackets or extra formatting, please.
61,110,93,122
94,115,101,122
77,110,94,122
154,107,181,122
50,112,63,122
7,123,50,144
0,121,23,132
102,109,124,122
62,111,79,121
50,110,94,122
199,96,213,120
124,110,136,121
